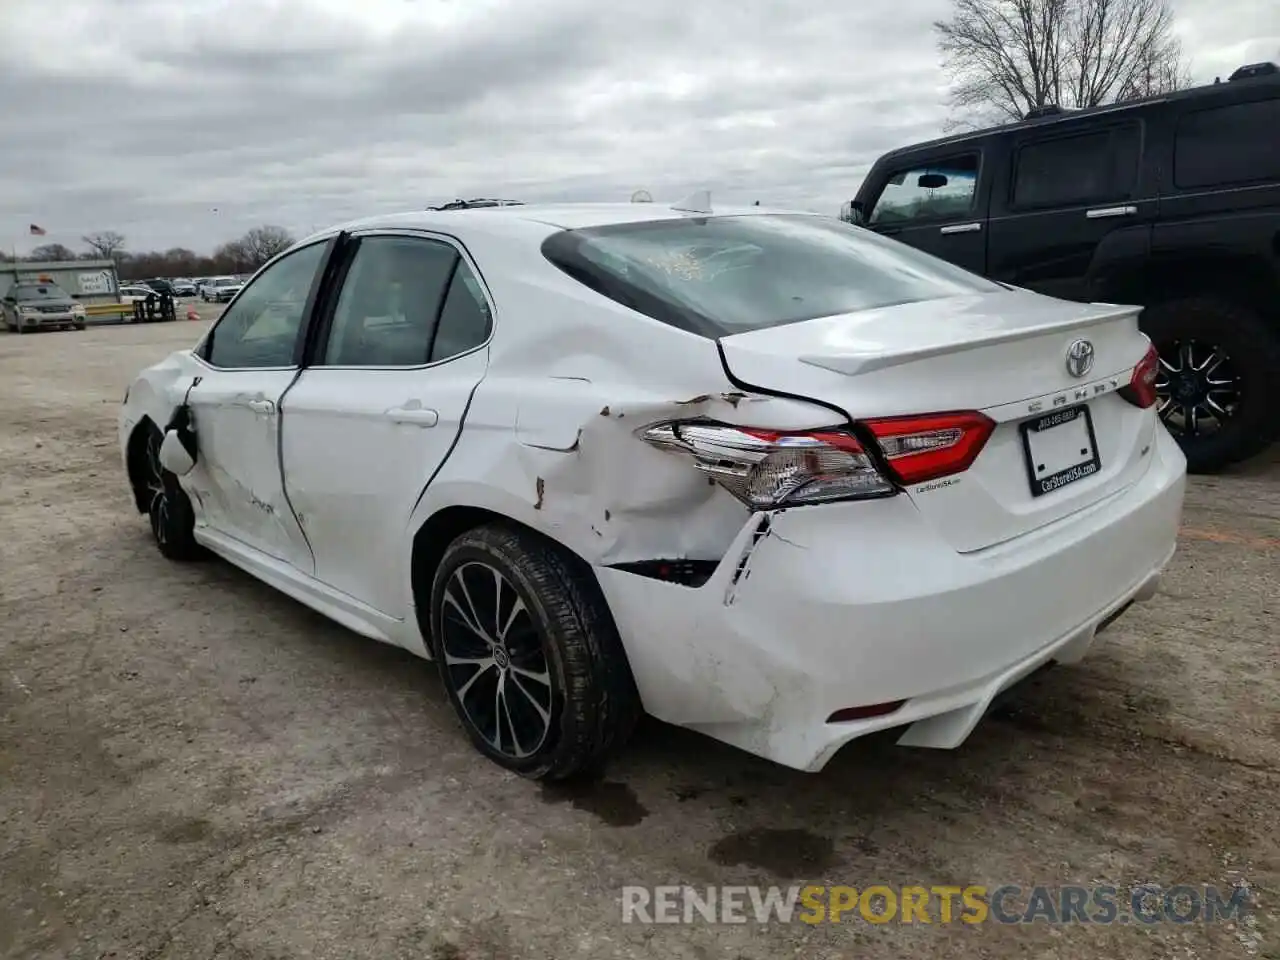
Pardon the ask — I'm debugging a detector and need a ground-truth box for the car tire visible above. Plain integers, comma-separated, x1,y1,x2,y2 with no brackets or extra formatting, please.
1140,297,1280,473
137,422,203,561
74,322,86,330
430,523,640,781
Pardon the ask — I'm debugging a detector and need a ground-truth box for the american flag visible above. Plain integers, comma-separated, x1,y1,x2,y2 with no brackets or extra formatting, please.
29,224,46,236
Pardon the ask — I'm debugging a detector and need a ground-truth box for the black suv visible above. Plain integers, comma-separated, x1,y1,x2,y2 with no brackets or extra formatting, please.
850,62,1280,473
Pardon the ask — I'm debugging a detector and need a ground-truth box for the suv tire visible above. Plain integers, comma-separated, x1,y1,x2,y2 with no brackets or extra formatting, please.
1141,297,1280,473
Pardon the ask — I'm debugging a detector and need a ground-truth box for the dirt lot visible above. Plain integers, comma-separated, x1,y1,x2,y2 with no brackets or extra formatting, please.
1,313,1277,960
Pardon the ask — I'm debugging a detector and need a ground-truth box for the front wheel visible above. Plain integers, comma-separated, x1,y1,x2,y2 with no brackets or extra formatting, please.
430,524,640,781
1142,298,1280,473
139,423,203,561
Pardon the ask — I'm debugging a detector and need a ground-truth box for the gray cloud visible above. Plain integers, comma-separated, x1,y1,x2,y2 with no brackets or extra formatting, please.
1,0,1273,253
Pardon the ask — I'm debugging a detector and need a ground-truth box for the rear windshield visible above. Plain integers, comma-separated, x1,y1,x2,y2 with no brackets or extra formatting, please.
215,278,238,287
541,214,1002,337
10,284,70,301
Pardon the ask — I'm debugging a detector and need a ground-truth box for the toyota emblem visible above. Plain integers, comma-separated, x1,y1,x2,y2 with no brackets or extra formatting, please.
1065,339,1095,378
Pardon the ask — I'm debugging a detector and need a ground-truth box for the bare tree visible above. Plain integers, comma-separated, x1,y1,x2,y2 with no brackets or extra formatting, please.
82,230,127,259
237,225,296,269
27,243,78,262
936,0,1189,126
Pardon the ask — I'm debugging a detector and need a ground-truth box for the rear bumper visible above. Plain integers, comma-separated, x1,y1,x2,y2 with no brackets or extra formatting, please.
597,425,1186,771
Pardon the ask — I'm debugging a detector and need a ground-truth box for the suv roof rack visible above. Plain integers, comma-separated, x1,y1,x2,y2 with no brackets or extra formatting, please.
427,198,524,211
1228,62,1278,82
1023,104,1066,120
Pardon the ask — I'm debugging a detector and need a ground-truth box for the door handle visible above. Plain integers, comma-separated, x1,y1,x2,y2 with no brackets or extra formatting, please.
940,222,982,235
388,406,440,427
1085,205,1137,219
245,398,275,414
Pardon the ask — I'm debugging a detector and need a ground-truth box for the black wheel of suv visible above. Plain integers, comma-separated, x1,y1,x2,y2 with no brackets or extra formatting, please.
139,423,203,561
1141,298,1280,474
430,524,640,781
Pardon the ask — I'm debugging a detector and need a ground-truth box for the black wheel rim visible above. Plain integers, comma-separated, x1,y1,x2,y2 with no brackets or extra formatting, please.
439,561,553,760
1152,339,1241,438
145,429,169,544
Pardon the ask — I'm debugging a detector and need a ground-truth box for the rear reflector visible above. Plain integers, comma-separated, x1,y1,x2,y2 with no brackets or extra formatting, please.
1119,342,1160,409
826,700,906,723
863,411,996,485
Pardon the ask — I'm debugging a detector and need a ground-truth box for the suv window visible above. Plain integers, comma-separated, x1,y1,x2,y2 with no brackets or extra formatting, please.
1175,98,1280,189
1012,126,1139,209
203,242,326,368
869,154,979,225
430,263,492,361
322,235,457,367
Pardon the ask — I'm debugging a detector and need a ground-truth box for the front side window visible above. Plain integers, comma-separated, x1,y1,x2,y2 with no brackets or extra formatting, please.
869,154,980,225
543,214,1002,337
322,235,458,367
202,242,326,368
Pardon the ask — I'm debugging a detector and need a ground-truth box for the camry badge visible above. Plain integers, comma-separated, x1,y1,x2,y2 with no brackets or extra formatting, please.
1065,339,1095,378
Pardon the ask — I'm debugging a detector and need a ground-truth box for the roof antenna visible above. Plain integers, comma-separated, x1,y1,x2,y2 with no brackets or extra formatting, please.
671,189,712,214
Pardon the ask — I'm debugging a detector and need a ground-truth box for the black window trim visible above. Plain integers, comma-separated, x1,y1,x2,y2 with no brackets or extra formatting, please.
865,150,985,227
194,235,340,372
302,227,497,371
1008,120,1143,213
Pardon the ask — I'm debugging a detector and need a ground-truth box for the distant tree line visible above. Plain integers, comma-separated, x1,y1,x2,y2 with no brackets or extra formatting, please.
3,226,296,279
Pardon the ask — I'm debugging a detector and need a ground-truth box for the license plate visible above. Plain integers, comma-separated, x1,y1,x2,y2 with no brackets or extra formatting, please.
1020,405,1101,497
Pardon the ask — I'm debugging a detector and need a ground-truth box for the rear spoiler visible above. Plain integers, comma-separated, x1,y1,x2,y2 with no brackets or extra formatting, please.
799,303,1140,376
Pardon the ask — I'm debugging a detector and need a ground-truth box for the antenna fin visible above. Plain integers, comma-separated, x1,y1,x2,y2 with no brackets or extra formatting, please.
671,189,712,214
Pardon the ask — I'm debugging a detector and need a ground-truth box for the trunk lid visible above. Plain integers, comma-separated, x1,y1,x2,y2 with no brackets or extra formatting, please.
718,289,1157,552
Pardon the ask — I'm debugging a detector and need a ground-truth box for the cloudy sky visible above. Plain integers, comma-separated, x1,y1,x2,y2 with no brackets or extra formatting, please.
1,0,1275,255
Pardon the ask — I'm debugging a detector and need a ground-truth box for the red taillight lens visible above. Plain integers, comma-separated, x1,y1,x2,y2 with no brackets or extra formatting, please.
863,411,996,485
1119,343,1160,409
641,423,895,508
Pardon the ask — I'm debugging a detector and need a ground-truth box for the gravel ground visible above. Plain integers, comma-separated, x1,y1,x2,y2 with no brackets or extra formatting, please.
1,312,1277,960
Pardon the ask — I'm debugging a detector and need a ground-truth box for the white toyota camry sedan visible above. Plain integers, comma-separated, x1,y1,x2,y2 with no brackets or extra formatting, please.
119,200,1186,779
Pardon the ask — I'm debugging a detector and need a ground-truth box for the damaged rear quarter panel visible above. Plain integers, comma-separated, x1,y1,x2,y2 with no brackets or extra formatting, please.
406,260,849,570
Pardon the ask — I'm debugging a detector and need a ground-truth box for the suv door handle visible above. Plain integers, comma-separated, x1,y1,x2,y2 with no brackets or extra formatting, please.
940,222,982,235
1086,205,1137,219
244,398,275,414
388,406,439,427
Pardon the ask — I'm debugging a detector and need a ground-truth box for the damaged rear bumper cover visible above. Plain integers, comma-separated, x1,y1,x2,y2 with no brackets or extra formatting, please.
596,425,1185,772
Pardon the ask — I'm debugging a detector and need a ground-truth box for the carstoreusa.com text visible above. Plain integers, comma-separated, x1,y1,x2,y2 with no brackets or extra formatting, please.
620,884,1251,925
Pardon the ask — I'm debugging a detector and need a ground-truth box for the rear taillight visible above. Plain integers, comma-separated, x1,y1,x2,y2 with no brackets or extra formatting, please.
1119,343,1159,409
641,422,894,508
863,411,996,485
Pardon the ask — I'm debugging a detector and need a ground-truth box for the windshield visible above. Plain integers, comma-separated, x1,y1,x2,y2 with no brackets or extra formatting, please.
215,278,238,287
9,283,71,301
542,214,1002,337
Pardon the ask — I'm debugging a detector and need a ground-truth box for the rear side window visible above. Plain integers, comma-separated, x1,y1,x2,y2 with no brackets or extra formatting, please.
322,236,457,367
1174,99,1280,189
1013,125,1140,208
541,214,1003,337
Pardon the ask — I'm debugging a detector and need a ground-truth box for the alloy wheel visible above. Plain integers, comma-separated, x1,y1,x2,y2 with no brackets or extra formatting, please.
439,561,554,759
1152,339,1241,438
145,428,170,544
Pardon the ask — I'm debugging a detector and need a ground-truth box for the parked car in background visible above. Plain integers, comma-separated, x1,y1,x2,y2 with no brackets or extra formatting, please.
170,279,197,297
120,201,1185,779
850,61,1280,473
141,278,176,298
3,280,87,332
119,284,160,304
200,276,244,302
